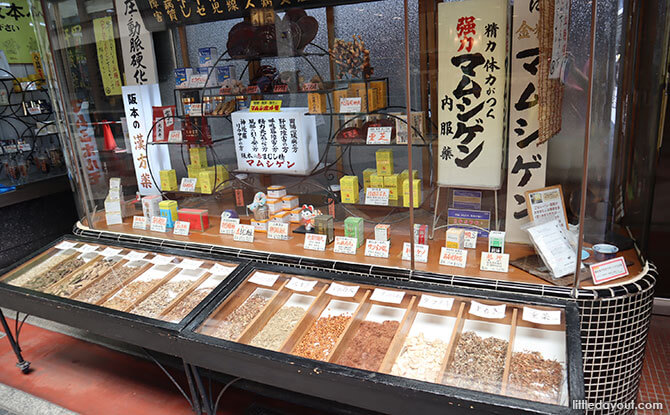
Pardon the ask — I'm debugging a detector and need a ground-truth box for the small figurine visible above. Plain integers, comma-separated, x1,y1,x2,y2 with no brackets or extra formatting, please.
248,192,269,220
300,204,320,232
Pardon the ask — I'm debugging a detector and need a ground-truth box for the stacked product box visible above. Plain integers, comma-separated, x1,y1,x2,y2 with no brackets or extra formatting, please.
105,178,125,225
142,195,162,219
160,169,178,191
376,149,394,176
344,217,365,247
340,175,359,204
159,200,178,228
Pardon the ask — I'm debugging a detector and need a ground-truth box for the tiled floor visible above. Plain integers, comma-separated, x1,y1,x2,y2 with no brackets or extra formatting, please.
637,314,669,414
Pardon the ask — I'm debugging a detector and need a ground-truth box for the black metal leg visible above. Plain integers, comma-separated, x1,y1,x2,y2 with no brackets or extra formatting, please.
0,309,30,374
183,361,203,415
191,365,213,415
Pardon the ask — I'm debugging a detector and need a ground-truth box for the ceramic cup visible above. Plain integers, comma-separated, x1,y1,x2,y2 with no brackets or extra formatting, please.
592,244,619,262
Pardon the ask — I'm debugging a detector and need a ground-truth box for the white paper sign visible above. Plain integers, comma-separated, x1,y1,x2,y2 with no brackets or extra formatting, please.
526,220,576,278
326,282,359,298
339,97,362,113
419,294,454,311
286,277,318,293
168,130,182,143
267,222,289,240
463,230,478,249
333,236,358,255
233,224,255,243
189,103,202,117
370,288,405,304
549,0,570,79
55,241,77,250
78,244,99,253
469,300,506,319
209,263,236,276
220,218,240,235
365,188,390,206
125,251,147,261
180,178,198,192
178,258,204,269
439,247,468,268
304,233,327,251
100,247,123,257
132,216,147,230
402,242,429,263
590,257,629,285
249,271,279,287
173,221,190,236
150,216,168,232
365,239,390,258
115,0,158,85
480,252,510,273
366,126,392,145
522,307,562,325
151,254,175,265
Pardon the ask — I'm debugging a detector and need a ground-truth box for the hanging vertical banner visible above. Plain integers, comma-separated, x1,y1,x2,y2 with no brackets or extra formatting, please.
115,0,158,85
0,0,37,63
549,0,569,79
437,0,507,189
122,84,171,195
72,101,105,187
504,0,548,243
93,16,122,96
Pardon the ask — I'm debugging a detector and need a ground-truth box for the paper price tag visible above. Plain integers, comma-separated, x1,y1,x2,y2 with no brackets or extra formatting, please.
439,247,468,268
209,263,236,276
419,294,454,311
55,241,77,250
233,224,255,243
99,247,123,257
249,271,279,287
469,300,506,319
27,106,41,115
189,103,202,116
151,255,175,265
267,222,289,240
18,143,31,151
77,244,99,253
590,257,629,285
178,258,204,269
365,239,390,258
365,188,390,206
370,288,405,304
522,307,562,325
339,97,362,113
402,242,429,263
220,218,240,235
168,130,182,143
150,216,168,232
286,277,318,293
326,282,359,298
304,233,327,251
132,216,147,230
480,252,510,273
174,221,190,236
333,236,358,255
463,230,477,249
180,177,198,192
366,126,392,145
125,251,147,261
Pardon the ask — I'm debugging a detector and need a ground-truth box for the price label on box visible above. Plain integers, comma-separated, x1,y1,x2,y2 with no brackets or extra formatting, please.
370,288,404,304
286,277,318,292
469,300,506,319
365,239,390,258
590,257,629,285
402,242,429,263
220,218,240,235
366,126,392,145
132,216,147,230
304,233,327,251
180,178,198,192
326,282,359,298
522,307,561,325
365,188,390,206
150,216,168,232
249,271,279,287
333,236,358,255
439,247,468,268
168,130,182,143
267,222,289,240
419,294,454,311
339,97,362,113
233,224,255,243
174,220,190,236
480,252,509,273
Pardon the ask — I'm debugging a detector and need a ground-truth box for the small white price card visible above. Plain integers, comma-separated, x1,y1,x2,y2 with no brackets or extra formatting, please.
174,220,190,236
365,239,390,258
463,230,477,249
132,216,147,230
27,106,41,115
220,218,240,235
178,258,204,269
333,236,358,255
150,216,168,232
366,126,392,145
402,242,429,263
267,222,289,240
480,252,510,273
189,103,202,116
590,257,629,285
55,241,77,250
286,277,318,293
99,247,123,257
365,188,390,206
370,288,405,304
304,233,327,251
339,97,362,113
249,271,279,287
151,254,175,265
469,300,506,319
209,263,236,276
180,177,198,192
522,307,562,325
233,224,255,243
439,247,468,268
78,244,99,253
419,294,454,311
326,282,359,298
125,251,147,261
168,130,182,142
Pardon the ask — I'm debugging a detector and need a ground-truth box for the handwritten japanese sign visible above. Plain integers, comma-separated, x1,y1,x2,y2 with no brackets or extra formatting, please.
366,126,392,145
304,233,327,251
402,242,429,263
92,17,122,96
469,300,506,319
364,239,390,258
0,0,37,63
522,306,561,325
439,247,468,268
333,236,358,255
365,188,390,206
480,251,509,273
250,100,281,112
219,217,240,235
437,0,507,189
115,0,158,85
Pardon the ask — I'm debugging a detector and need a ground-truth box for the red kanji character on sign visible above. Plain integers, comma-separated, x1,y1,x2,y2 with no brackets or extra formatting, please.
82,143,95,157
137,154,148,169
456,16,476,52
140,173,153,189
88,171,101,185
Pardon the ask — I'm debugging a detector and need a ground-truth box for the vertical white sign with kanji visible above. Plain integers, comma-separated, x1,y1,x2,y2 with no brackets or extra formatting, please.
73,100,105,189
504,0,548,243
122,84,171,195
437,0,507,189
115,0,158,86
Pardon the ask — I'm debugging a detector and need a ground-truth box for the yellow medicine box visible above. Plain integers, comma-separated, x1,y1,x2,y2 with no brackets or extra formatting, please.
376,149,394,176
384,174,401,201
159,169,178,191
199,170,216,194
400,169,418,182
363,168,376,189
308,93,327,114
403,179,422,208
370,173,385,189
340,175,359,204
189,147,208,168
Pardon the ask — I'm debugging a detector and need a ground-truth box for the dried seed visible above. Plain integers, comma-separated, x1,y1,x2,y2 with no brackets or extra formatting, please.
131,281,195,318
443,331,508,394
22,257,85,291
208,294,269,341
507,351,563,404
336,320,399,372
74,264,139,304
249,306,305,351
293,314,352,361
